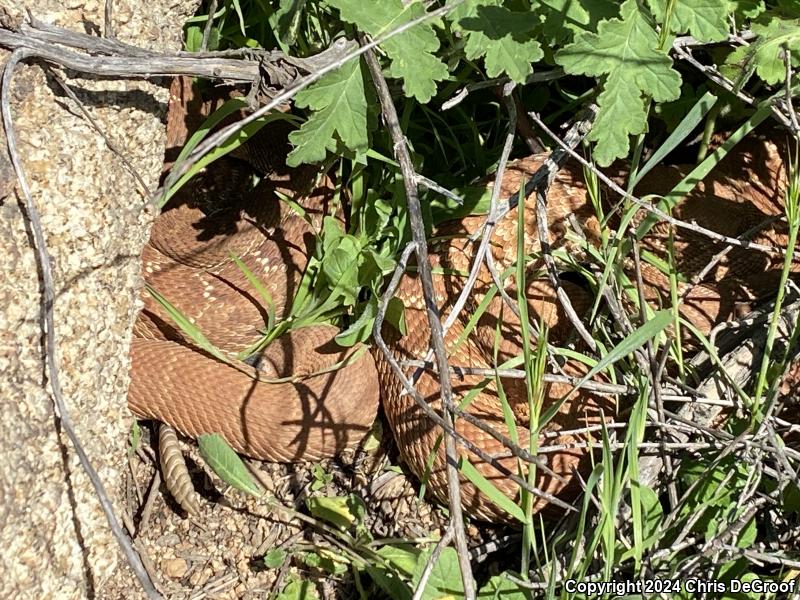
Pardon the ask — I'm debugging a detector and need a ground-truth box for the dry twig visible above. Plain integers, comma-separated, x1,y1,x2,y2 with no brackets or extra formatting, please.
362,44,475,598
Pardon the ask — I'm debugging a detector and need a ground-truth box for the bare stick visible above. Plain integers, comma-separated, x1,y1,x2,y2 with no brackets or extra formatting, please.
362,45,475,598
1,48,161,599
412,525,455,600
0,28,260,83
104,0,114,39
415,173,464,205
201,0,219,52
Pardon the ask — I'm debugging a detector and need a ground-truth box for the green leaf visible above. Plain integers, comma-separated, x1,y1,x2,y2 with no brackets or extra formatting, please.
274,0,305,46
321,215,346,253
328,0,449,101
300,549,350,575
678,457,752,541
378,544,420,580
306,494,366,529
336,297,378,346
320,235,362,305
783,482,800,513
310,464,333,491
275,578,320,600
736,514,757,549
287,58,372,166
411,547,465,600
733,0,765,19
185,25,203,52
637,484,663,542
263,548,287,569
556,0,681,164
363,545,418,600
648,0,732,41
197,433,264,497
541,309,673,426
128,421,141,458
456,3,543,83
746,15,800,84
361,247,397,288
532,0,619,45
721,44,759,86
386,296,407,336
478,573,530,599
364,193,395,236
722,5,800,86
321,235,361,281
360,420,383,453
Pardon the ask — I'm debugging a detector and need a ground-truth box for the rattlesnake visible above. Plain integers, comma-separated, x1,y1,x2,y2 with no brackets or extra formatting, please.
128,125,797,522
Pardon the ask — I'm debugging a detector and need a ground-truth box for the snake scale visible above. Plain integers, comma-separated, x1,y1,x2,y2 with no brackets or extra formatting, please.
128,123,797,522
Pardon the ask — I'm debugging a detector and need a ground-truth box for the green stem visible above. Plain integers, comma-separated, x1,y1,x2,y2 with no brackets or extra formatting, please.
657,0,678,51
697,100,722,163
752,149,800,417
751,220,799,415
667,217,684,380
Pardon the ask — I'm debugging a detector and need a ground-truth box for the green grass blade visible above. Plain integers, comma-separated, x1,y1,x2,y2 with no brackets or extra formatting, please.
161,107,295,207
630,91,718,189
540,309,673,427
229,251,277,332
145,284,232,365
626,382,650,571
458,458,528,523
634,104,772,240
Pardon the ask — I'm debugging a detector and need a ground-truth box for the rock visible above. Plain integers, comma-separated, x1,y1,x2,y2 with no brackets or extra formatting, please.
162,557,188,579
0,0,198,597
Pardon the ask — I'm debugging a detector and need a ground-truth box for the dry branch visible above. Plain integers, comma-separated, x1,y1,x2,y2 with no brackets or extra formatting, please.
362,44,476,599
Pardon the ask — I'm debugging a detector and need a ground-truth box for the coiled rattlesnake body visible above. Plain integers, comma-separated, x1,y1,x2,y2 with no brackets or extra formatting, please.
128,129,797,522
